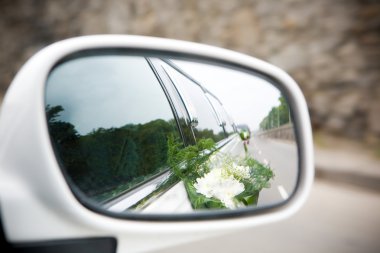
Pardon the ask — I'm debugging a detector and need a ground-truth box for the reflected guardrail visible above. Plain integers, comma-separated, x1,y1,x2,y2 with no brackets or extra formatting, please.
256,123,295,141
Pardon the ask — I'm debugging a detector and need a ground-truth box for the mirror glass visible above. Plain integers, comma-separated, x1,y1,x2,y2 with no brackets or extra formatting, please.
45,50,297,216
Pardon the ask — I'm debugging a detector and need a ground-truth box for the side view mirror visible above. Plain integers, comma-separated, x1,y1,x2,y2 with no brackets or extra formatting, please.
0,35,314,252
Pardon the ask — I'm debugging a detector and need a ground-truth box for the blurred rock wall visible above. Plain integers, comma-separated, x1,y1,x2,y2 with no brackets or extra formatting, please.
0,0,379,143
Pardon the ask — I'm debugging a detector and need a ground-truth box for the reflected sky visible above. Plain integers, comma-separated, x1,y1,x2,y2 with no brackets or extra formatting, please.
46,55,283,135
173,60,281,131
46,56,175,135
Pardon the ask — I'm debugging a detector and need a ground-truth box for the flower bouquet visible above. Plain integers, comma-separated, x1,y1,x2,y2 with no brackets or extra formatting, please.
167,136,274,210
187,154,273,209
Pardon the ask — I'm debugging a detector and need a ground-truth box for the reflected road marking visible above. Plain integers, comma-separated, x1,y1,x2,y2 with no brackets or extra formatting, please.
278,185,289,200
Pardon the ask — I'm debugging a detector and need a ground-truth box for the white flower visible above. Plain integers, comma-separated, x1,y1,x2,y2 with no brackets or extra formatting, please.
194,168,245,209
228,163,251,180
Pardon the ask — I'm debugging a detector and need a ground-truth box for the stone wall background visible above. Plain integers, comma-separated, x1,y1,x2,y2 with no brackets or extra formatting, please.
0,0,379,145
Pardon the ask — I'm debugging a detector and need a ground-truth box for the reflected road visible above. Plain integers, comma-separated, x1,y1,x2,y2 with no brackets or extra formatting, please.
250,135,298,206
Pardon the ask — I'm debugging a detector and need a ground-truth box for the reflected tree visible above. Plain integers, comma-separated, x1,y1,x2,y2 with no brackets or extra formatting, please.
259,96,291,130
46,105,182,201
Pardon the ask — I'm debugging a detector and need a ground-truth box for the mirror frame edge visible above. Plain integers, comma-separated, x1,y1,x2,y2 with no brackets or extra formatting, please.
0,35,314,239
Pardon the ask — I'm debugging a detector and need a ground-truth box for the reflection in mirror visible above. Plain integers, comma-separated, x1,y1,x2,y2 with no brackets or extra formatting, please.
45,51,297,216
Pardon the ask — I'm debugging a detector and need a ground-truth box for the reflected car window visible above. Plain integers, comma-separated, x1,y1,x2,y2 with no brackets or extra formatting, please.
149,58,194,145
161,62,225,142
206,94,235,136
45,55,181,202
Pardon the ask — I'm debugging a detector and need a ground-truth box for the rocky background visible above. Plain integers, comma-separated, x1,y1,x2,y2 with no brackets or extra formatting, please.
0,0,379,146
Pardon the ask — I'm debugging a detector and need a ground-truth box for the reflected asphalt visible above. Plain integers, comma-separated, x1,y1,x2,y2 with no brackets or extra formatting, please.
250,136,298,206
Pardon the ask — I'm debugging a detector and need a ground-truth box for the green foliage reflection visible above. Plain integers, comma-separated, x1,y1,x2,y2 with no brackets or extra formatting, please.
47,105,180,202
259,96,291,130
